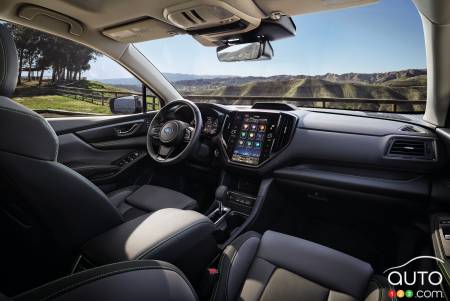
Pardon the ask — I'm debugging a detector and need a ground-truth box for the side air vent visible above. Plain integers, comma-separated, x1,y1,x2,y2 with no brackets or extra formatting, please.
272,114,296,152
221,114,232,142
387,138,435,160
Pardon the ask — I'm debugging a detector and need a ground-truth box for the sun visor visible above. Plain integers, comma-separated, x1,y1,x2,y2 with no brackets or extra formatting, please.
102,18,184,43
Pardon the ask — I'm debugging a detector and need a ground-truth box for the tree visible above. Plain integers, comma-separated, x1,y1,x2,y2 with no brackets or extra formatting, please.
6,24,36,84
6,23,100,85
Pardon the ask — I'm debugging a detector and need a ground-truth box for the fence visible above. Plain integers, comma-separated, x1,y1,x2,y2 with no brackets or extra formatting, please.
54,85,425,113
55,85,160,110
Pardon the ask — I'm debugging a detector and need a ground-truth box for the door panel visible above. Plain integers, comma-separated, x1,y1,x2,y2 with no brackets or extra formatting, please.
75,119,146,143
50,112,156,191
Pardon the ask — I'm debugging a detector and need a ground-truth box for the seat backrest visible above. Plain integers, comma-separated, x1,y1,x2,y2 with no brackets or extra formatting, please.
212,231,378,301
0,24,123,295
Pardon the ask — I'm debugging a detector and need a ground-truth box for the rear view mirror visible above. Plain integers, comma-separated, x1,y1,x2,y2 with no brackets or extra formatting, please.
109,95,142,114
217,41,273,62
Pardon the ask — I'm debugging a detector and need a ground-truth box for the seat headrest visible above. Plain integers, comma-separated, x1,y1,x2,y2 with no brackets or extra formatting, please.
0,24,18,97
0,24,58,161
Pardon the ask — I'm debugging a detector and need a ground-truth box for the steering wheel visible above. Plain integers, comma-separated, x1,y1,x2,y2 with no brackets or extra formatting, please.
146,99,203,165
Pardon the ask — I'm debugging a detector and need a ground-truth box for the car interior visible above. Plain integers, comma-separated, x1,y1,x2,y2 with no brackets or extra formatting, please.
0,0,449,300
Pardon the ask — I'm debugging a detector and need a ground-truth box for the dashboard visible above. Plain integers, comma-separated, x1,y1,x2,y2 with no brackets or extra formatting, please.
173,102,443,173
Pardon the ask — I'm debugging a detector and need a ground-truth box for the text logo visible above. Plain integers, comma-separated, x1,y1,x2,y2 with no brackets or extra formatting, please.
383,256,445,299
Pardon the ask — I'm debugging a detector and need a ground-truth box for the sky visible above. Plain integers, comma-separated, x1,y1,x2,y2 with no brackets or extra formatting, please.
87,0,426,79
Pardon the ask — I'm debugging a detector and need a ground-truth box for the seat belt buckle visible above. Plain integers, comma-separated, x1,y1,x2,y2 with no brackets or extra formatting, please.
198,267,220,299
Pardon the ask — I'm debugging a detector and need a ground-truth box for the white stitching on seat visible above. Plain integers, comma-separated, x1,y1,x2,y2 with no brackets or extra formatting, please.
34,265,195,301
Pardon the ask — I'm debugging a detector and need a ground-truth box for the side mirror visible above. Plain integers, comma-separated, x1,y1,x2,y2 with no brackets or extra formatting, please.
109,95,142,115
217,41,273,62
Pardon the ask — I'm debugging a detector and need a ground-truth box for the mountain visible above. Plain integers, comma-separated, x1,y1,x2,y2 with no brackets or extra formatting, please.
97,69,427,102
164,73,232,82
97,72,232,86
174,69,426,88
98,77,140,86
174,69,427,101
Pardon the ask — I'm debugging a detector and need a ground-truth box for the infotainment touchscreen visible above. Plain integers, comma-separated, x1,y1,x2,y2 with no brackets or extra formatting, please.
231,115,269,165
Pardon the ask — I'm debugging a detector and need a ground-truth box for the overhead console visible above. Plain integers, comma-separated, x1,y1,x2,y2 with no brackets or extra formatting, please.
163,0,263,46
221,111,297,167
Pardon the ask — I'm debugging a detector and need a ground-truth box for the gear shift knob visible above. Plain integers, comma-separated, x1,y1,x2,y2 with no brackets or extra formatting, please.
215,185,228,215
215,185,228,202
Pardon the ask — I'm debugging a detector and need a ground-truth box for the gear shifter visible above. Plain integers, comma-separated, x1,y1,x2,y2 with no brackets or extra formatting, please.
215,185,228,215
208,185,231,224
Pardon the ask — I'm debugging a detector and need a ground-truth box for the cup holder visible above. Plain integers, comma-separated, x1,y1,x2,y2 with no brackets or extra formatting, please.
227,212,246,229
213,211,247,244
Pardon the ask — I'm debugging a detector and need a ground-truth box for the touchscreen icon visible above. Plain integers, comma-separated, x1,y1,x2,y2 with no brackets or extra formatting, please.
238,140,244,146
246,141,253,148
251,124,257,131
240,131,247,138
242,124,249,130
255,142,261,148
258,125,266,131
248,132,255,139
256,133,264,140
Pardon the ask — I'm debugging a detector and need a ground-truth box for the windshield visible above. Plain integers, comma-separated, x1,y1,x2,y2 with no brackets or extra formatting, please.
131,0,426,113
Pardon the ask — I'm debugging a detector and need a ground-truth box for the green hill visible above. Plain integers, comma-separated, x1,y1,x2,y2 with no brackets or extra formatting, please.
180,75,426,101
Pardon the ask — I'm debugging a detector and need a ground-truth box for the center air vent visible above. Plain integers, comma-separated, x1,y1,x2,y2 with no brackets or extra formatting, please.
272,114,296,152
387,138,435,160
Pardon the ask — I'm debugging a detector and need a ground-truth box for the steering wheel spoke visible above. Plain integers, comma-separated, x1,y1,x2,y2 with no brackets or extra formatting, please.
183,126,195,142
157,144,175,159
150,126,161,139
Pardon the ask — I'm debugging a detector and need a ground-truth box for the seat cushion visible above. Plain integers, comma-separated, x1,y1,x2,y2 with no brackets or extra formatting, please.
213,230,390,301
126,185,198,212
81,208,215,264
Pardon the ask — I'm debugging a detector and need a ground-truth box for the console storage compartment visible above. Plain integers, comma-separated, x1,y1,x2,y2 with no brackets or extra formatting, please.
80,208,217,284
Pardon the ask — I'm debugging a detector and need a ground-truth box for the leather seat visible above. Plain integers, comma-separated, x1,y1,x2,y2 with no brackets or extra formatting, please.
211,230,391,301
108,185,198,220
10,261,198,301
0,24,198,295
8,231,391,301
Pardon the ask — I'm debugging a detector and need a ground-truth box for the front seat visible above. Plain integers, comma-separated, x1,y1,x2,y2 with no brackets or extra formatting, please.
0,24,196,294
211,231,391,301
7,231,391,301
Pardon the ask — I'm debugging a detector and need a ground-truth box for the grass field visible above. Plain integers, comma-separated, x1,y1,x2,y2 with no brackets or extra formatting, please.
12,79,158,116
14,95,112,115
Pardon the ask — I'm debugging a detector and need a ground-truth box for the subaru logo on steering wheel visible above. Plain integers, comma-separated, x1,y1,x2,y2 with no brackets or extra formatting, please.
164,127,173,134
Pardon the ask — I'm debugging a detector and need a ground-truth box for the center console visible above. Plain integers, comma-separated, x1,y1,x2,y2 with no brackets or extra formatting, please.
208,173,264,245
221,111,297,167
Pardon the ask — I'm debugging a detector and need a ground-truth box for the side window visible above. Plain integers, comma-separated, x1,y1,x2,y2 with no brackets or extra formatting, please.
6,22,160,117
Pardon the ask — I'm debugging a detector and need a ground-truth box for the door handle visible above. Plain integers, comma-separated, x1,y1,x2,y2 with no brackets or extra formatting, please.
114,123,141,137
